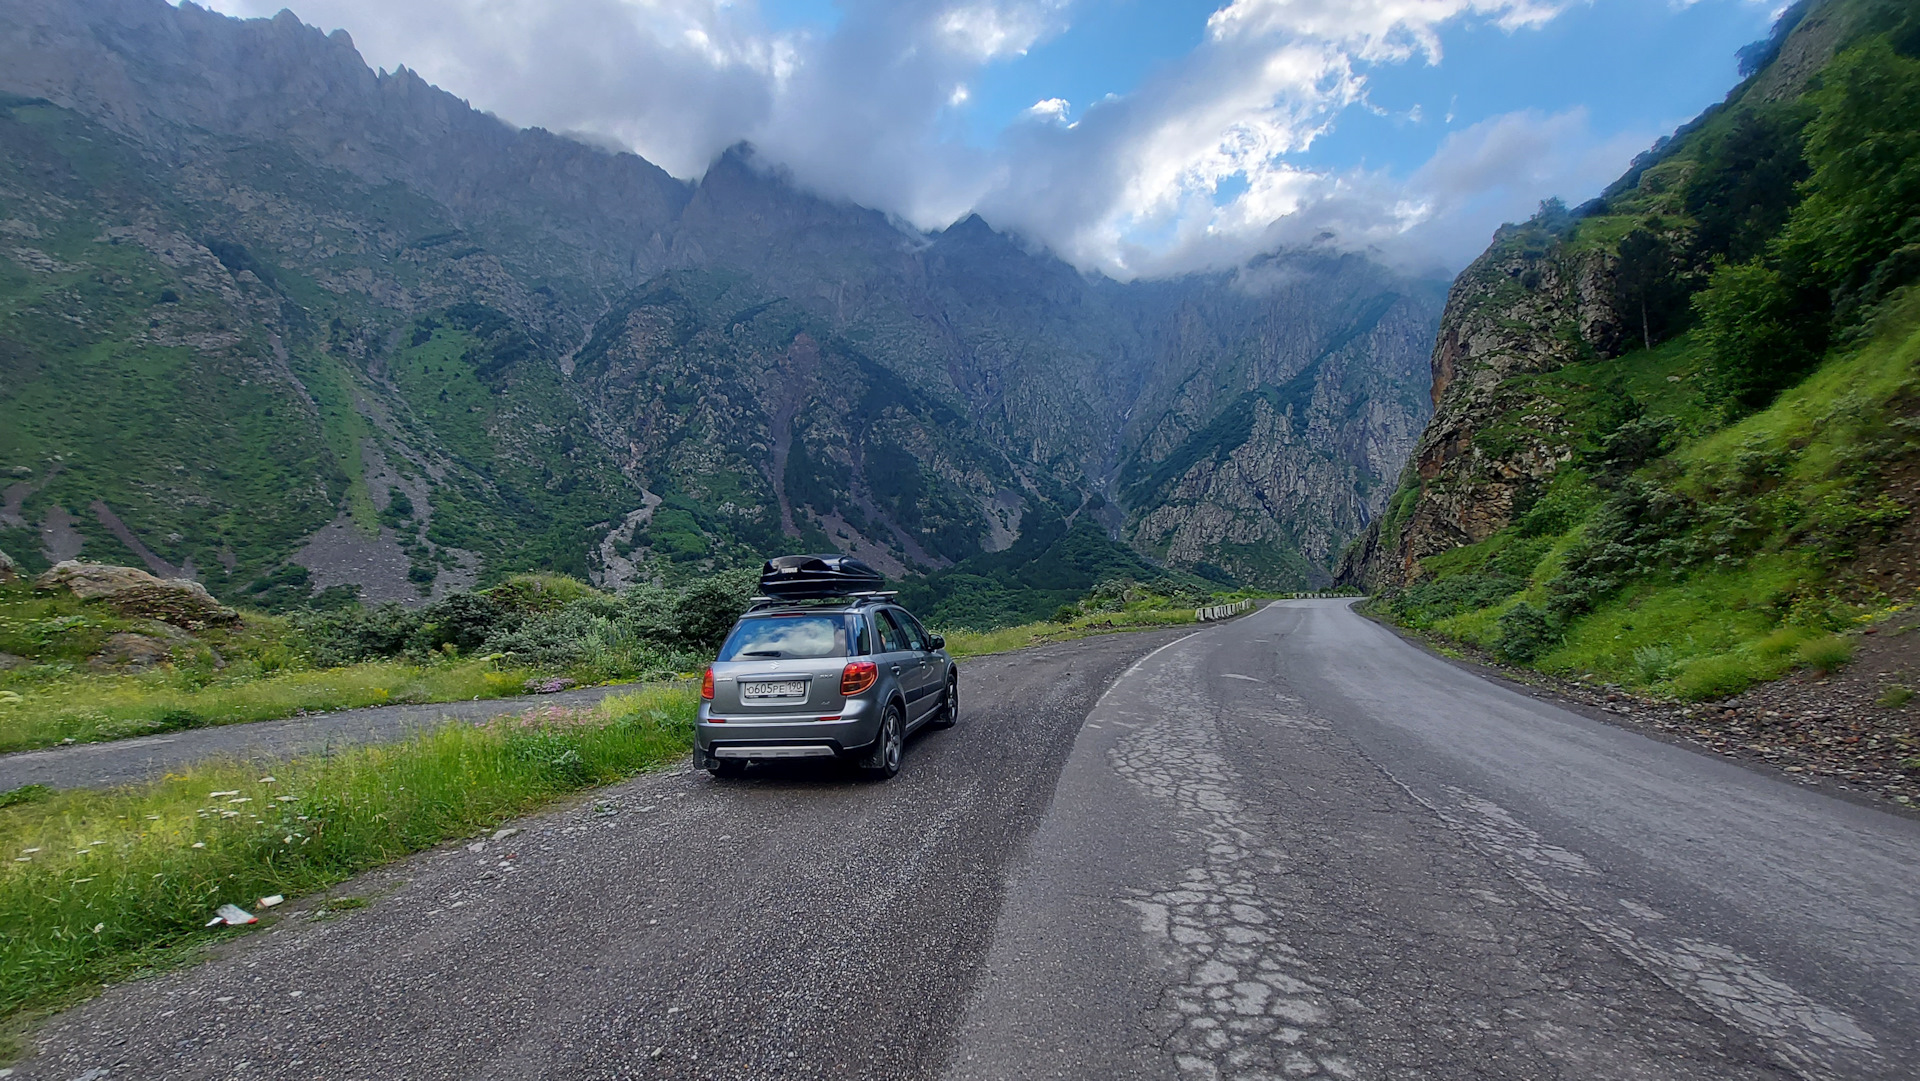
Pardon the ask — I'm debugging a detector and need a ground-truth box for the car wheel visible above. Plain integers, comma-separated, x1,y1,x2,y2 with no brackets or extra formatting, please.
861,703,904,780
930,675,958,729
709,758,745,779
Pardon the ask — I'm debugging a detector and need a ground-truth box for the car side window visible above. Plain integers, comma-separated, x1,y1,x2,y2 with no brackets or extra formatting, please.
899,610,934,651
875,610,908,653
889,609,928,652
851,614,873,656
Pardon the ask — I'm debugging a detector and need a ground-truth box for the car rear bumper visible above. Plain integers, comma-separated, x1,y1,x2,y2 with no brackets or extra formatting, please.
694,701,881,766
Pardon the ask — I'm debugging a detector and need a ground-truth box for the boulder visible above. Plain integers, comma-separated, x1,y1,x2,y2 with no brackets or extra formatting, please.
0,547,18,584
34,561,239,628
89,632,173,671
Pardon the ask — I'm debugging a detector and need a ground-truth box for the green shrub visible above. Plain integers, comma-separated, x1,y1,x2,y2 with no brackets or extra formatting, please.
1794,633,1854,672
1392,573,1524,628
1671,652,1760,700
1694,262,1824,410
1630,644,1684,684
486,573,600,614
1877,685,1915,708
412,592,508,652
1494,602,1558,662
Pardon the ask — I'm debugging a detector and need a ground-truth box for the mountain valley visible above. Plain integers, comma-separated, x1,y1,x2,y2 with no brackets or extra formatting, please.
0,0,1443,608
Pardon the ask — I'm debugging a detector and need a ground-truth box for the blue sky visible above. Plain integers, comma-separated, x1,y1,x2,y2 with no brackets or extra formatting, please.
205,0,1783,274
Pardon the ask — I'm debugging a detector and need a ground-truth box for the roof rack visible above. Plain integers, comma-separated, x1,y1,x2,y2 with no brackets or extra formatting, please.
745,591,897,612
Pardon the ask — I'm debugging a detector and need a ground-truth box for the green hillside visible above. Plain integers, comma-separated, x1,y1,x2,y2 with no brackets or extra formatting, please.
1369,0,1920,699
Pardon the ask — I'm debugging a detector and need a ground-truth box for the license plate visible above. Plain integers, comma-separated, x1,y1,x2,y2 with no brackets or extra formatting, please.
741,680,807,699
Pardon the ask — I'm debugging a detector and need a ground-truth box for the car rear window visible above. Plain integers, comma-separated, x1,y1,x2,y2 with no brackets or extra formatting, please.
717,615,853,661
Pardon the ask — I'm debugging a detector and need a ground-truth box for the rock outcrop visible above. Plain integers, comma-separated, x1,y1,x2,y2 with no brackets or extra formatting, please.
35,562,239,628
1338,0,1855,594
1365,237,1623,587
0,547,18,584
89,631,173,671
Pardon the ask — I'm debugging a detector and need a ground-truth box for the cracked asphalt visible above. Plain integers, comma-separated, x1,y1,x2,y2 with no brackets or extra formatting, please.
16,601,1919,1080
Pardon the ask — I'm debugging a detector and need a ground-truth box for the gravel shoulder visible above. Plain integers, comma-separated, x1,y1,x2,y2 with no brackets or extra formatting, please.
0,684,646,792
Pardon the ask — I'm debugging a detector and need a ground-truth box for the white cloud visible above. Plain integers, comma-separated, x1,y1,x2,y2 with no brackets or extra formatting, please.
937,1,1067,61
1026,97,1072,122
191,0,1635,275
1207,0,1566,61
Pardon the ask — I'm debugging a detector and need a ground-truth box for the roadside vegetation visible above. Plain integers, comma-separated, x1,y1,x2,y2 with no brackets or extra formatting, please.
938,578,1268,657
1372,15,1920,701
0,531,1274,751
0,570,754,752
0,685,696,1054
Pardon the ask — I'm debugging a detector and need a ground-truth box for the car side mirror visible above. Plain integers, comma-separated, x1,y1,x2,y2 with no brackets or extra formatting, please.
929,634,945,651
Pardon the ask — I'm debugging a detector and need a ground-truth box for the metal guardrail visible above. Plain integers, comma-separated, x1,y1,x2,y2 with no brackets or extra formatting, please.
1193,593,1363,622
1194,599,1255,622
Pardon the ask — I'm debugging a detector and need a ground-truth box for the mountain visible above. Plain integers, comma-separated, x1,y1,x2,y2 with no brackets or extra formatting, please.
0,0,1443,608
1342,0,1920,699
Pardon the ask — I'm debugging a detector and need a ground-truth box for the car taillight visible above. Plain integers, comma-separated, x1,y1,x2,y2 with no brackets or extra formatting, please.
701,667,715,700
840,660,877,696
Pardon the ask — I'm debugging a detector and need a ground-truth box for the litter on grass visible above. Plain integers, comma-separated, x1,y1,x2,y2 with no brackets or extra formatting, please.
214,904,257,926
258,895,284,908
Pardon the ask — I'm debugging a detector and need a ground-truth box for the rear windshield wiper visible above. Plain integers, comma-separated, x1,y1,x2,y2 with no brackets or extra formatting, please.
741,650,784,658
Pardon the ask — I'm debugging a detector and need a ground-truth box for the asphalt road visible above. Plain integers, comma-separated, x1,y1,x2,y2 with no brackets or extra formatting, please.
0,684,640,792
16,601,1919,1080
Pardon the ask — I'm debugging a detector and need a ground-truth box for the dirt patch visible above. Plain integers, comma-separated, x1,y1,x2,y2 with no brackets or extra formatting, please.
590,492,661,591
38,505,84,563
89,500,188,579
815,510,909,579
292,518,419,606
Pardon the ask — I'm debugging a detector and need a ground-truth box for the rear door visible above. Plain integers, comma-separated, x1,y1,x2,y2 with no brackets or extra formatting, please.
883,608,939,722
873,609,917,717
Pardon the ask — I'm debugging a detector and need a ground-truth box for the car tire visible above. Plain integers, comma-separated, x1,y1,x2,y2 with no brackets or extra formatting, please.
861,703,904,780
930,675,958,729
709,758,745,779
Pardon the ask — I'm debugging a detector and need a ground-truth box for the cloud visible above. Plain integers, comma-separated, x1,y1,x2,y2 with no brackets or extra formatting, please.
191,0,1637,275
1207,0,1565,61
1025,97,1072,122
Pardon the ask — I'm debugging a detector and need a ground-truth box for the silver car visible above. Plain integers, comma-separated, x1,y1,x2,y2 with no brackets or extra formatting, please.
695,598,958,780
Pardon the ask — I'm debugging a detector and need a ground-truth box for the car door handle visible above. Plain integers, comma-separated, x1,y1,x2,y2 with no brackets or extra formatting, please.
890,664,902,674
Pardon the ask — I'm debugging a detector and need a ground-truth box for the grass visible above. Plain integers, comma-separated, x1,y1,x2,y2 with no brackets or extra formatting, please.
938,601,1221,658
0,659,538,752
0,684,696,1054
1382,289,1920,701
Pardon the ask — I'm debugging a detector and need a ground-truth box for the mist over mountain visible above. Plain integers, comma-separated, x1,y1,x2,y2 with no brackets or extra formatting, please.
0,0,1443,607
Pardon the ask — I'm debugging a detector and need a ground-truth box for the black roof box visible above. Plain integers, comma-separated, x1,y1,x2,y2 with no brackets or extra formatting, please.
758,554,885,600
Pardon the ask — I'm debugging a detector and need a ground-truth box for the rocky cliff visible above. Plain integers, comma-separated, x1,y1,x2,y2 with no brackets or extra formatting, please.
1343,0,1892,592
1340,0,1920,707
0,0,1442,602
